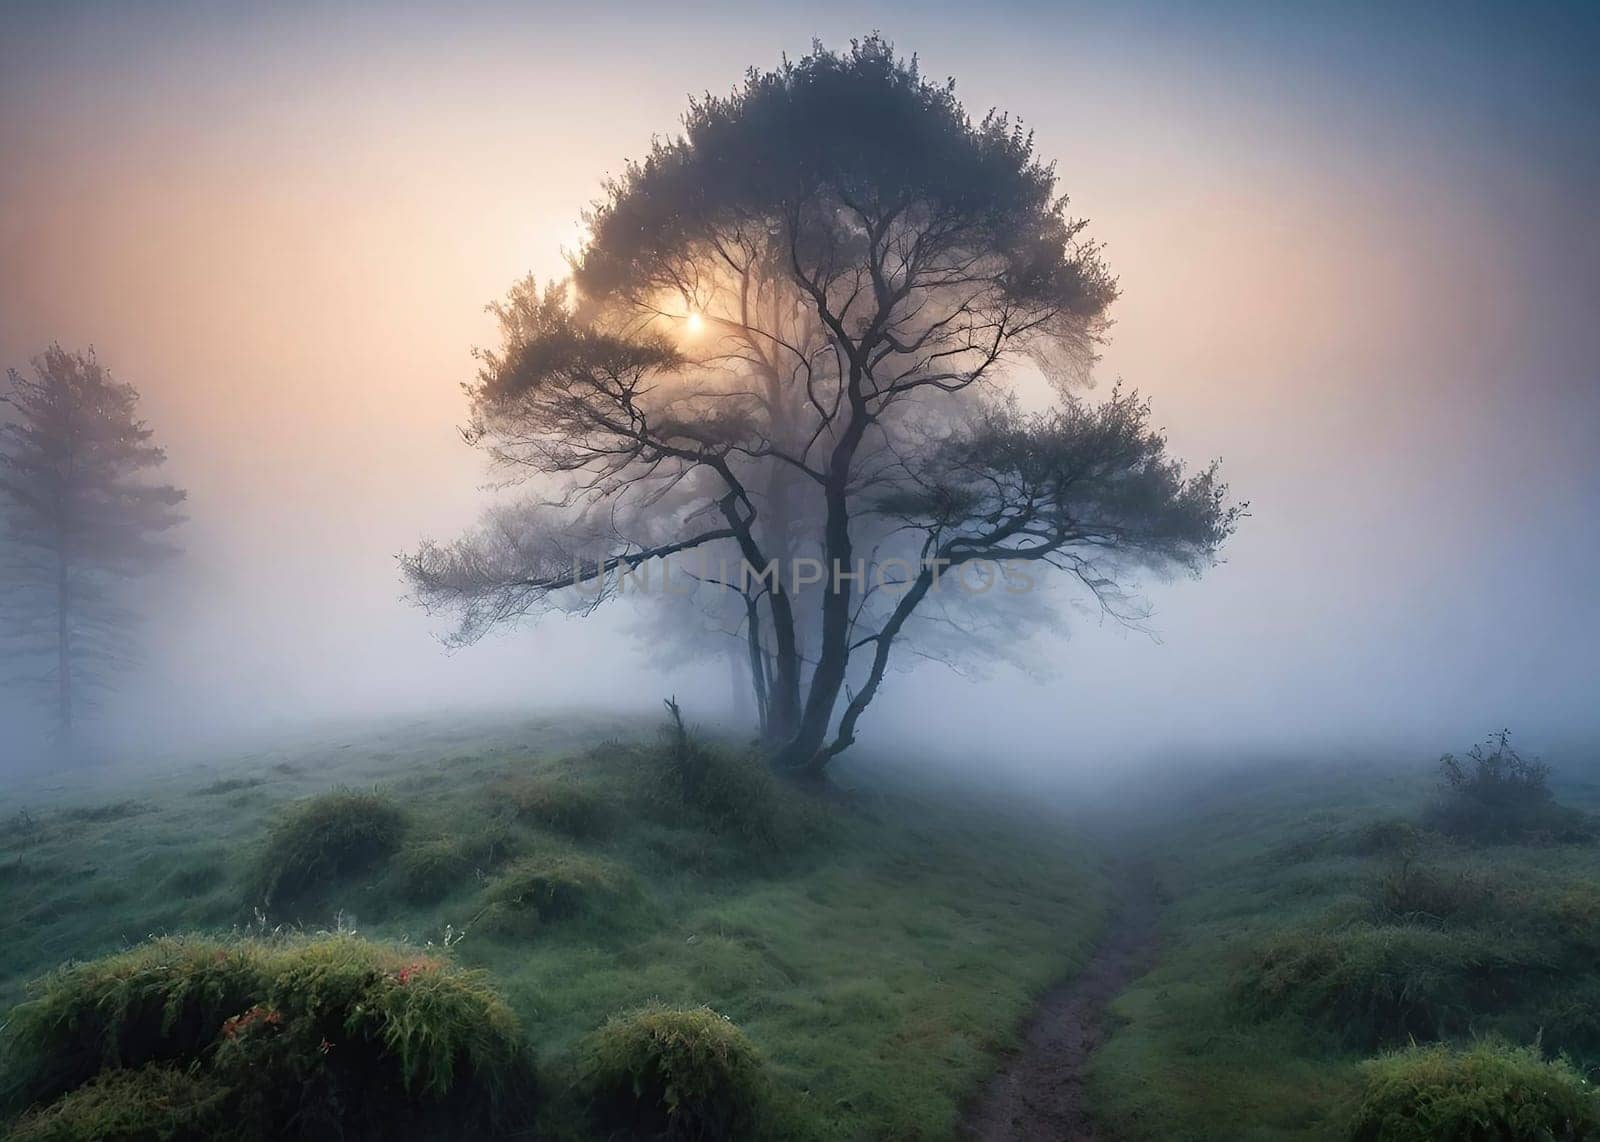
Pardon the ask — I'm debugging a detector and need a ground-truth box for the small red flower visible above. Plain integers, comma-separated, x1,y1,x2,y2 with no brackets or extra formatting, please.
220,1005,282,1040
392,958,441,986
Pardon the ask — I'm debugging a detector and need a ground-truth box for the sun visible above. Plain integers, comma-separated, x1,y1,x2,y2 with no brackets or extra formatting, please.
684,312,705,335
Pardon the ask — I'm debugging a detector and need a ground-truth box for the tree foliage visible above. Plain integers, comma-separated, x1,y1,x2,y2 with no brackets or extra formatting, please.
407,36,1242,775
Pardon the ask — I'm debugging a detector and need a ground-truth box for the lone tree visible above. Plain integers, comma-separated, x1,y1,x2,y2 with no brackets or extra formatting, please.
0,345,186,742
406,37,1242,777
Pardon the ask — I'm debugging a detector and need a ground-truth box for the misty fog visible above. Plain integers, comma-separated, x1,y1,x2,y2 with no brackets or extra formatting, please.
2,1,1596,780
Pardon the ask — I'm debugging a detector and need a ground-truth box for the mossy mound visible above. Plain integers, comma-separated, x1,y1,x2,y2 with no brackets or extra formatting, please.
248,789,405,908
1347,1040,1600,1141
6,1065,228,1142
494,775,614,838
2,934,535,1139
1236,922,1530,1049
579,1003,771,1140
477,851,638,934
391,837,475,903
651,716,783,848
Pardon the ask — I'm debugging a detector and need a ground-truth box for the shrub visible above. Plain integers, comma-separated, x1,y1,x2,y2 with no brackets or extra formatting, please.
1542,884,1600,962
4,936,267,1108
58,801,146,824
248,789,406,907
193,777,265,797
6,1065,230,1142
392,838,474,903
1272,819,1427,866
1428,732,1595,845
1236,923,1531,1049
162,856,228,898
1347,1040,1600,1141
1536,977,1600,1061
1350,818,1424,857
579,1003,770,1140
477,852,637,934
211,938,533,1135
494,774,613,838
1370,854,1491,923
1,855,40,886
647,830,746,876
654,702,782,848
2,934,536,1138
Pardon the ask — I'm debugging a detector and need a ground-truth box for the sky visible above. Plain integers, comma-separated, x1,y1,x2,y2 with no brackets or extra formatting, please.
1,0,1596,775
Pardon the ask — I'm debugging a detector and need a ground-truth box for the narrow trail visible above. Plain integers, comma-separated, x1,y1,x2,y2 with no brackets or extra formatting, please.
961,864,1162,1142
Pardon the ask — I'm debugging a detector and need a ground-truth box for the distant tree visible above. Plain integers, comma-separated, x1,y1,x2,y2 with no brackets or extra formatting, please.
407,37,1242,777
0,345,186,744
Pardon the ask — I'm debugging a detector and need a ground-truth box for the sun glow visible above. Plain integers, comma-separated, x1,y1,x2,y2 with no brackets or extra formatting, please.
684,311,705,335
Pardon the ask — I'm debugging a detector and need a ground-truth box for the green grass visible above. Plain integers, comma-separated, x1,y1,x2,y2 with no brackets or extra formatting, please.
1088,759,1600,1141
0,714,1106,1139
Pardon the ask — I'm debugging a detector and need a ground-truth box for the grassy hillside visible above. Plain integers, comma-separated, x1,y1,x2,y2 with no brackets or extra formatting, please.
1090,754,1600,1141
0,714,1106,1139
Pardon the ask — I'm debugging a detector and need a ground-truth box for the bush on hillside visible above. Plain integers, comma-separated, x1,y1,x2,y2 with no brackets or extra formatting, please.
1349,818,1424,857
392,837,475,903
248,789,406,908
477,851,637,934
579,1003,771,1140
5,937,265,1107
58,801,147,824
1236,922,1530,1049
1370,853,1492,923
6,1065,230,1142
161,854,229,898
1346,1040,1600,1142
654,700,782,848
1270,819,1427,866
1428,732,1594,845
494,774,613,838
2,934,535,1138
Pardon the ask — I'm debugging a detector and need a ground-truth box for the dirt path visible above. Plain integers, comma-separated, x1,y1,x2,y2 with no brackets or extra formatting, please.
960,864,1161,1141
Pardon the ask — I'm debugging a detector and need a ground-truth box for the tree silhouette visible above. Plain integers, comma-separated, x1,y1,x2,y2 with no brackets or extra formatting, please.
0,345,186,744
407,37,1242,777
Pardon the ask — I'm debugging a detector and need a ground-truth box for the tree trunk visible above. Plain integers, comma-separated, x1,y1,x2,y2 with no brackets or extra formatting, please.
56,552,72,740
743,594,769,736
776,367,871,775
715,484,802,745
